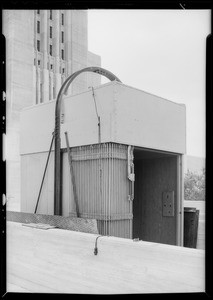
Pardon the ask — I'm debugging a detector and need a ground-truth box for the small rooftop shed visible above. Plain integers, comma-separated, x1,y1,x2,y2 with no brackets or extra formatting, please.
20,80,186,246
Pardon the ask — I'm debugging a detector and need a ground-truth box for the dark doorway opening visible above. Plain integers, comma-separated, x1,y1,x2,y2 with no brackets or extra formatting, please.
133,147,179,245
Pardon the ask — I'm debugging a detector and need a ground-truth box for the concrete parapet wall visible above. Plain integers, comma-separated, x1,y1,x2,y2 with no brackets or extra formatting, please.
7,221,204,294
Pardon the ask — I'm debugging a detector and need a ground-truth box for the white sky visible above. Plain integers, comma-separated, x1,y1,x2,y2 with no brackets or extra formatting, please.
88,9,211,158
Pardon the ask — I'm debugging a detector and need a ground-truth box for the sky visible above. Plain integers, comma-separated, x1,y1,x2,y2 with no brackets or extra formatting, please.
88,9,211,158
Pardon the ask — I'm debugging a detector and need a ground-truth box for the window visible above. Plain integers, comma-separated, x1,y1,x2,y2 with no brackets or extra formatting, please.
50,64,53,70
61,13,64,25
37,40,40,51
61,49,64,60
37,10,40,14
53,86,56,99
50,26,52,38
49,77,52,100
50,45,52,56
50,10,52,20
62,68,65,74
38,60,40,66
37,21,40,33
40,83,43,103
61,31,64,43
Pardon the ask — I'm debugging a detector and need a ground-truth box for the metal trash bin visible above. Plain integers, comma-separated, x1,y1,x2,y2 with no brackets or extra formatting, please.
184,207,199,248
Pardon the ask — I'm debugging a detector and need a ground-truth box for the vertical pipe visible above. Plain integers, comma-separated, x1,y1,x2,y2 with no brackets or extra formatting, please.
103,143,106,235
60,150,63,215
117,144,120,237
92,145,94,223
78,146,81,217
109,143,111,236
90,145,93,219
130,146,134,239
104,143,107,235
83,146,85,217
108,143,110,235
110,143,113,236
114,144,117,236
96,144,98,219
88,146,90,218
112,143,114,236
176,155,180,246
102,144,105,235
176,154,184,246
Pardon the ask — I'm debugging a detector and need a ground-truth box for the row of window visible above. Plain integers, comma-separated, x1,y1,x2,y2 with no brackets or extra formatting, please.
37,23,64,42
36,40,64,59
36,82,55,104
37,10,64,25
36,73,66,103
35,58,66,74
37,22,64,40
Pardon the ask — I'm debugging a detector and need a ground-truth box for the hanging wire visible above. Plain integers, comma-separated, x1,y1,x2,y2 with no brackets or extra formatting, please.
90,87,104,234
91,86,101,144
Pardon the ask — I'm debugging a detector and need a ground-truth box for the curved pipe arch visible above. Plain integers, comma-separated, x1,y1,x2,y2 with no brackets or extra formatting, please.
54,67,122,215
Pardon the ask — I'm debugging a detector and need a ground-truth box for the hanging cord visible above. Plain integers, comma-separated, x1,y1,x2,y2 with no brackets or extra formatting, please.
91,86,101,144
94,235,109,255
90,87,104,233
34,131,55,214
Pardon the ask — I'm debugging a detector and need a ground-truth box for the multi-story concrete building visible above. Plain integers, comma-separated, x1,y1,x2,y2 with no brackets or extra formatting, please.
3,10,101,210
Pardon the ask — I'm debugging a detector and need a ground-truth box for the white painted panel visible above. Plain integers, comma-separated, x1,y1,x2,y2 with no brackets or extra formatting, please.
20,82,115,154
20,101,55,154
20,82,186,155
21,151,80,217
114,83,186,153
60,84,114,149
21,152,54,215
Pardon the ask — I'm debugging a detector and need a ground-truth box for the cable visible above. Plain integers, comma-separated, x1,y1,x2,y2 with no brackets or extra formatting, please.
90,86,101,144
94,235,109,255
90,87,103,235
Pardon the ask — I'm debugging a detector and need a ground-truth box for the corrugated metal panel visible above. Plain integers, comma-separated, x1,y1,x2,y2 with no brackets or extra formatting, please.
63,142,133,238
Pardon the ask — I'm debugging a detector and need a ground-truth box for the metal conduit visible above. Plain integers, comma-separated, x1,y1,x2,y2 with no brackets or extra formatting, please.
54,67,121,215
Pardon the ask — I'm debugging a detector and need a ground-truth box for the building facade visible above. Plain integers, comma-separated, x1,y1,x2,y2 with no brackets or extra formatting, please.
3,10,101,210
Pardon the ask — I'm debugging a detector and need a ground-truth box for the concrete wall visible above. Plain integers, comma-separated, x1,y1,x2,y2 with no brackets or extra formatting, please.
87,51,102,88
3,10,101,211
7,221,205,294
3,10,35,210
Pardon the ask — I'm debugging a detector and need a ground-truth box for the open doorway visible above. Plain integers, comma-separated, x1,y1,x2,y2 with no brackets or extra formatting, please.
133,147,182,246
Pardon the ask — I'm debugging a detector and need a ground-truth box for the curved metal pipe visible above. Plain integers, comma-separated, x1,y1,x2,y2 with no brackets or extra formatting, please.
54,67,122,215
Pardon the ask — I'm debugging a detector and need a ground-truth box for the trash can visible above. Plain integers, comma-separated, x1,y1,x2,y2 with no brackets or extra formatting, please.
184,207,199,248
